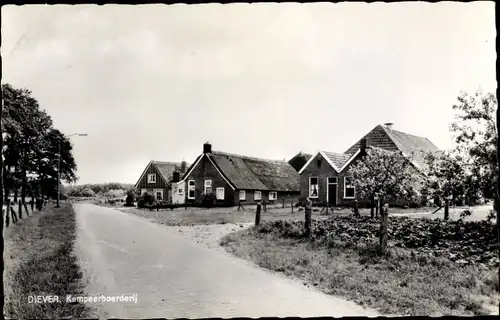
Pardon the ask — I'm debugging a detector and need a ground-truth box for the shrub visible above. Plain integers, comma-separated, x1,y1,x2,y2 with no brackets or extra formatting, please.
201,192,217,207
124,194,135,207
140,192,155,206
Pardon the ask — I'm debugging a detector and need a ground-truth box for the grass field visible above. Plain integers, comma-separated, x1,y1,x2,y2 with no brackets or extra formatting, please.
116,202,494,226
3,204,89,319
220,221,499,316
119,204,337,226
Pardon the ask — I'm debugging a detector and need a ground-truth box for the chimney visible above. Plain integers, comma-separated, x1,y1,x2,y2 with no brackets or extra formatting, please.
180,160,187,173
384,122,394,131
360,138,368,155
203,142,212,154
172,172,180,183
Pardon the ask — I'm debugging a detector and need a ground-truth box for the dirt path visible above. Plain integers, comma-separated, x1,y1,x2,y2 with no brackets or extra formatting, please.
73,204,379,318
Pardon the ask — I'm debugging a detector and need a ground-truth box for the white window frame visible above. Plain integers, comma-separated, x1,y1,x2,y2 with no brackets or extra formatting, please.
344,176,356,199
309,177,319,198
188,180,195,199
178,188,184,195
216,187,225,200
147,173,156,184
204,180,212,194
154,189,163,201
239,190,246,201
269,191,277,201
254,191,262,201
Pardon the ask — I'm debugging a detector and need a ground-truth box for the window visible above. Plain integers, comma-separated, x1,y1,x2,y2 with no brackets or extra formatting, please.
239,190,246,200
317,159,322,167
154,189,163,201
204,180,212,194
269,191,277,201
178,188,183,195
328,177,338,184
309,177,319,198
344,177,355,199
188,180,195,199
254,191,262,201
216,187,225,200
147,173,156,184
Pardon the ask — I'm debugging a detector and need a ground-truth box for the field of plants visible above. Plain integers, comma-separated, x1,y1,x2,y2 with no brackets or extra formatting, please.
257,216,499,267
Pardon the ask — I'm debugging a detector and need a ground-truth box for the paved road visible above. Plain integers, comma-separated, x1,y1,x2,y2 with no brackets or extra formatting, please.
73,204,379,319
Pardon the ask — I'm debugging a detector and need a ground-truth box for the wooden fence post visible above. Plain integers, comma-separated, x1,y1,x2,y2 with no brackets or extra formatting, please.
30,198,34,212
255,202,261,226
304,198,312,237
291,201,294,213
282,198,285,208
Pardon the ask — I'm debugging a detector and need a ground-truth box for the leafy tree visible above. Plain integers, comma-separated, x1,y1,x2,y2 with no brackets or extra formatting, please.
424,151,474,220
450,90,498,209
1,83,77,202
348,147,422,253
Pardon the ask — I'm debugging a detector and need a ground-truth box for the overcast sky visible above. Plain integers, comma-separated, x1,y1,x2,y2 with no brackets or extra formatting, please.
2,2,496,185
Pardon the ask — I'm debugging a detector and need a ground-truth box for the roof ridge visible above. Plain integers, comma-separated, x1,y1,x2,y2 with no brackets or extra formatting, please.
213,150,288,163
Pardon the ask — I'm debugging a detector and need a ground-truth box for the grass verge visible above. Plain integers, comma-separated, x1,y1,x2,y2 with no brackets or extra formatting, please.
3,204,89,319
220,225,499,316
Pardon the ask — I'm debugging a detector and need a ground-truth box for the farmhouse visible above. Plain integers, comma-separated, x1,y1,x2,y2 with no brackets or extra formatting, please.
299,123,441,207
175,143,300,206
134,160,188,202
288,151,313,172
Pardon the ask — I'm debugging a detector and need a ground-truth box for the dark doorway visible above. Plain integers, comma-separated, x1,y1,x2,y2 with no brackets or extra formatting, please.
328,183,337,206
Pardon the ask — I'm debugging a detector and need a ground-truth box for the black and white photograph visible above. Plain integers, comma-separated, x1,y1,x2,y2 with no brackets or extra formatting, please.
1,1,498,318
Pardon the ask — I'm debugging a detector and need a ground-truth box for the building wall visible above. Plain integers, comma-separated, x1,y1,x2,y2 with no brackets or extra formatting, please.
136,163,170,201
171,181,186,204
233,189,300,206
300,153,340,205
299,152,370,207
183,155,236,206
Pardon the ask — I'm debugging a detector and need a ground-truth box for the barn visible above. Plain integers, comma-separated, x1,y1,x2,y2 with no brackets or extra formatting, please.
176,143,300,206
299,123,442,207
134,160,188,202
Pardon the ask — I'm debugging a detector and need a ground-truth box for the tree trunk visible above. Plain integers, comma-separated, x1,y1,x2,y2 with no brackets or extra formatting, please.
13,189,18,203
4,185,9,203
370,195,375,219
375,199,379,219
304,199,312,237
18,200,22,219
379,198,388,254
255,203,261,226
444,200,450,221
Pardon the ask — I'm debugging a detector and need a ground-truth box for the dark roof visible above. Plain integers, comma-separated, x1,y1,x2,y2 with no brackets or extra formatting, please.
209,151,300,192
321,151,352,169
288,151,313,172
289,151,313,161
152,161,189,184
344,124,441,172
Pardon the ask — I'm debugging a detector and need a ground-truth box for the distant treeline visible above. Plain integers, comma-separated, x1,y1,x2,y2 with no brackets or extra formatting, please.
65,183,135,198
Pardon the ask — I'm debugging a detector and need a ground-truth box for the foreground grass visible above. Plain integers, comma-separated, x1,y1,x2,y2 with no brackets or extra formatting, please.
3,204,89,319
221,225,499,316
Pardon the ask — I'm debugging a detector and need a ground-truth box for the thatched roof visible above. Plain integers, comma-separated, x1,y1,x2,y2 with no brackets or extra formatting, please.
209,151,300,192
